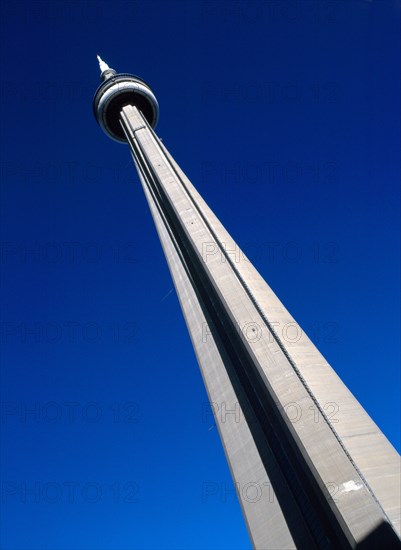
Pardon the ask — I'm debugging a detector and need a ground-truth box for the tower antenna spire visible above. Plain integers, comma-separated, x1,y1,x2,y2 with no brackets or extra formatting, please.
96,55,116,81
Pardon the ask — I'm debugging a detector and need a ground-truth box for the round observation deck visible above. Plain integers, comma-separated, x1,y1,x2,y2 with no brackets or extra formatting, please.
93,73,159,143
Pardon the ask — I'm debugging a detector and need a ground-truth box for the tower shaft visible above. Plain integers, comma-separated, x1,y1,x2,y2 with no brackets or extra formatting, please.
118,104,400,549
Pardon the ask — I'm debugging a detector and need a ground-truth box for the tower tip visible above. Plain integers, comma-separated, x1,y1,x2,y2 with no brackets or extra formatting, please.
97,54,111,75
96,54,117,82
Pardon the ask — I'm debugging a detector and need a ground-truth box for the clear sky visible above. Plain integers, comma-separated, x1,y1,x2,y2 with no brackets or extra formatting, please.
0,1,400,549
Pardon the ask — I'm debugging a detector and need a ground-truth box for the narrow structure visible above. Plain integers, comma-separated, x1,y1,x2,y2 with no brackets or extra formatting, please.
93,58,401,549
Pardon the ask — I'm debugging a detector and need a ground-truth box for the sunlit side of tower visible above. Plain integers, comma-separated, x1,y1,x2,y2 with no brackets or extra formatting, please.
93,58,401,549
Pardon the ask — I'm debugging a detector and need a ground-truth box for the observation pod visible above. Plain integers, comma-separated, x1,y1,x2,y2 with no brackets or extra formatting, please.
93,56,159,143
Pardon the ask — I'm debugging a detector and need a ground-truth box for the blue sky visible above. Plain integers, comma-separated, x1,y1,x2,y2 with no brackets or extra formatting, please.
0,1,400,549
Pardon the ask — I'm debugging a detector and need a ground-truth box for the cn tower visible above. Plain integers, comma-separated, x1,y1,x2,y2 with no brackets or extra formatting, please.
93,57,400,549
